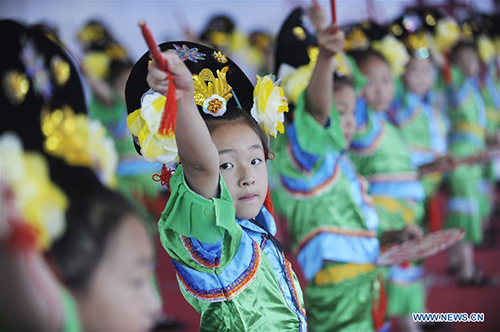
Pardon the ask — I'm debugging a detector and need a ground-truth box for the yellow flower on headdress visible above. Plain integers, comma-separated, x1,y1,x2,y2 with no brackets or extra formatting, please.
372,35,410,77
127,92,179,165
83,52,110,79
478,35,496,64
41,106,118,188
0,133,68,251
250,75,289,138
434,17,460,53
278,47,318,104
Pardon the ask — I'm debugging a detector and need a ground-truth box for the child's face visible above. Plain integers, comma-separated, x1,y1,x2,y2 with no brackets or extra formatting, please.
333,85,357,146
211,122,268,220
77,214,160,332
454,47,480,78
360,56,395,112
403,58,435,97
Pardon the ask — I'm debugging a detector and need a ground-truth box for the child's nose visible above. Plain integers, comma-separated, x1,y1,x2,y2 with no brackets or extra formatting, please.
239,167,256,187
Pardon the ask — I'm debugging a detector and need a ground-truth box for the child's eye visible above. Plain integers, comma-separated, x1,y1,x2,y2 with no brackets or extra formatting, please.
251,158,262,166
220,162,234,170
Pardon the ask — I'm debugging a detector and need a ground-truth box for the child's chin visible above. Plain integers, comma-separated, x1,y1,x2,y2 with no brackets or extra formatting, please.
236,206,261,220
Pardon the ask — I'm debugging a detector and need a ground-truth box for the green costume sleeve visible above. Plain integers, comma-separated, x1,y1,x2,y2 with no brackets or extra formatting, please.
294,91,346,153
158,165,242,272
61,287,82,332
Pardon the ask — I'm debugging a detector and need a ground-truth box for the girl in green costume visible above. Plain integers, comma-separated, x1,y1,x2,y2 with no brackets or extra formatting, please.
445,41,492,285
270,8,423,332
348,46,426,332
134,40,307,331
0,20,160,331
386,17,449,199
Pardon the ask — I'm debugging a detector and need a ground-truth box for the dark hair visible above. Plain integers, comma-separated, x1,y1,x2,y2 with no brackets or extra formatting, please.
107,60,133,87
203,107,270,158
348,49,389,69
333,74,355,92
450,40,478,64
50,186,140,291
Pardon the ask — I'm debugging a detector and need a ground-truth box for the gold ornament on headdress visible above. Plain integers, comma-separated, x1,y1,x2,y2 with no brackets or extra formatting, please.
2,70,29,105
293,26,306,41
50,56,70,87
77,24,105,46
406,32,432,60
106,43,128,60
212,51,228,64
390,24,404,37
308,46,319,64
425,14,436,27
345,27,370,51
209,31,229,48
192,66,233,116
41,105,92,167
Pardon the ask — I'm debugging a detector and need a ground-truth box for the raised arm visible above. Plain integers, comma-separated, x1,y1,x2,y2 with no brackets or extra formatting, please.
305,26,345,125
147,52,219,199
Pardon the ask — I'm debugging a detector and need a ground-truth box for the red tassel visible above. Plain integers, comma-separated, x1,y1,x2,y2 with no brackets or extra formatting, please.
263,187,276,220
7,222,39,251
443,51,452,85
152,164,176,200
371,275,387,330
140,21,178,136
158,72,178,136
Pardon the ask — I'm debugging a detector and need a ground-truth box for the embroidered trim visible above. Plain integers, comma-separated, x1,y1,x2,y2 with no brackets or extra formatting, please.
284,259,307,317
351,119,385,155
280,161,340,199
295,226,377,255
175,240,261,302
180,235,221,269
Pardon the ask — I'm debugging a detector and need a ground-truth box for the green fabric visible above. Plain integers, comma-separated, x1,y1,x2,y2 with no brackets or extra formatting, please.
386,279,425,316
349,112,418,181
305,262,378,332
158,165,305,331
61,287,82,332
270,93,374,250
445,165,483,244
270,93,382,331
293,92,346,154
444,68,487,245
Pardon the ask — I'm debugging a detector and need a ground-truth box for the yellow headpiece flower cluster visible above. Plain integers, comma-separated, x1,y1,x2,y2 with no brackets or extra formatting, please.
193,66,233,117
0,133,68,251
41,106,118,187
478,35,496,64
405,31,432,59
372,35,410,76
250,75,289,138
127,92,179,165
434,17,461,53
278,46,318,104
345,28,370,51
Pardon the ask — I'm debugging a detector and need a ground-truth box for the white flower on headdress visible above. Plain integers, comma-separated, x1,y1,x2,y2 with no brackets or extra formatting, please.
127,91,179,165
372,35,410,77
203,94,227,117
434,17,460,53
250,75,289,138
0,132,68,251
